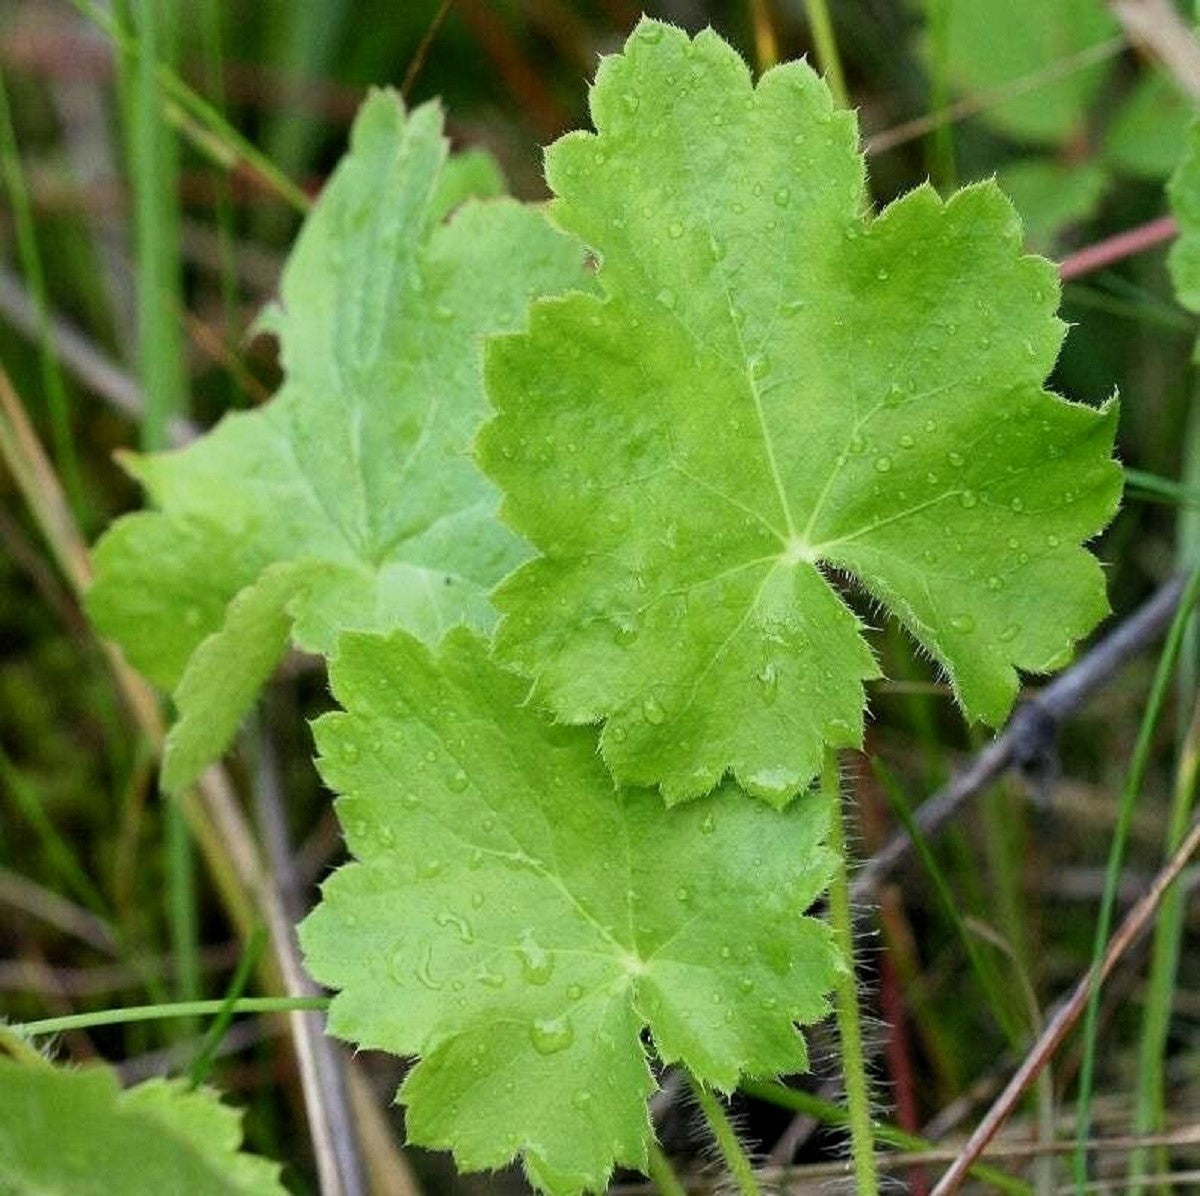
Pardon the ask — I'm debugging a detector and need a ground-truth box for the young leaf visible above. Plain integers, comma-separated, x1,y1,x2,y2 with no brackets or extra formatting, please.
300,627,839,1195
479,19,1122,805
86,89,587,792
0,1058,285,1193
1169,119,1200,314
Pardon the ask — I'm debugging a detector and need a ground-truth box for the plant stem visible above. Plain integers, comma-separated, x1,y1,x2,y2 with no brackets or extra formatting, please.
802,0,847,107
646,1142,688,1196
741,1080,1031,1194
15,996,329,1038
825,748,879,1196
687,1074,760,1196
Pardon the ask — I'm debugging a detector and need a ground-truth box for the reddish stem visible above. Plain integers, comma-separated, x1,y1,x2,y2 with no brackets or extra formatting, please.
1058,215,1178,282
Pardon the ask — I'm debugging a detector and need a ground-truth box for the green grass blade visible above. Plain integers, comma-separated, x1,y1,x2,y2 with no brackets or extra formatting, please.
0,71,88,524
1073,566,1200,1185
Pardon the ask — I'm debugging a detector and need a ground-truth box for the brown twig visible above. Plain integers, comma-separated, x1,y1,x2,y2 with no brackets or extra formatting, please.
1110,0,1200,99
929,812,1200,1193
853,576,1188,902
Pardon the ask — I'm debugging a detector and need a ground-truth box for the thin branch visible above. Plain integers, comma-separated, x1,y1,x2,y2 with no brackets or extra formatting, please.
1111,0,1200,99
853,575,1188,902
251,723,366,1196
865,37,1127,156
1058,215,1179,283
929,811,1200,1194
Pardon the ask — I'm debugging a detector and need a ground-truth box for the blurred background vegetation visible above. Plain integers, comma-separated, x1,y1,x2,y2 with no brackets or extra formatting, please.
1,0,1198,1191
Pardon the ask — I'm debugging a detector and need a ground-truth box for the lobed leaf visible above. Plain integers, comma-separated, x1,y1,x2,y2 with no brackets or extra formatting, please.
479,18,1122,804
300,627,839,1194
0,1058,284,1193
86,88,587,791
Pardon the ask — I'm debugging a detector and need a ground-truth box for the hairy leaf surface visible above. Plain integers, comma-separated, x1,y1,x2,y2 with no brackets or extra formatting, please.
300,628,838,1194
86,89,586,791
0,1059,284,1193
479,19,1122,804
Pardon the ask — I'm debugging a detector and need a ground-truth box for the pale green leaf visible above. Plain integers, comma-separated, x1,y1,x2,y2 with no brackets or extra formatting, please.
300,627,839,1195
0,1059,284,1194
1169,119,1200,314
86,88,586,791
479,19,1122,804
933,0,1117,145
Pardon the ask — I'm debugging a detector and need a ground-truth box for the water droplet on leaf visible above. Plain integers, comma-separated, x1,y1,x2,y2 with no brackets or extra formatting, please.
530,1016,574,1055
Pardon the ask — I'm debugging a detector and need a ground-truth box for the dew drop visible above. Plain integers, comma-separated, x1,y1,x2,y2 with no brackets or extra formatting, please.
1010,497,1024,512
1046,534,1061,547
700,813,716,834
530,1016,574,1056
378,825,396,847
947,451,965,468
849,433,866,455
518,929,554,985
424,749,438,764
986,576,1002,591
184,606,202,628
949,614,976,634
656,287,677,310
738,977,754,993
609,723,629,743
342,743,360,763
899,434,915,449
417,858,443,880
476,964,505,989
874,456,893,474
415,944,443,991
959,490,978,509
675,885,692,903
642,696,667,725
435,910,474,943
622,92,641,114
668,221,684,239
999,623,1020,643
876,267,889,281
447,769,469,793
774,187,790,208
756,662,780,705
471,891,485,910
567,983,584,1000
572,1089,594,1110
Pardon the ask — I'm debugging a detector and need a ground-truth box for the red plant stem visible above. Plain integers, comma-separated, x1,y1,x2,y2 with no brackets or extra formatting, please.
1058,215,1179,282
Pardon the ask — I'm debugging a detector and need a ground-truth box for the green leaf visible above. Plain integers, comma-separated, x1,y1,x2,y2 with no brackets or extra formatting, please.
1169,119,1200,314
995,157,1109,254
86,88,586,792
0,1058,285,1194
300,627,838,1195
934,0,1117,146
479,19,1122,804
1105,69,1193,183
